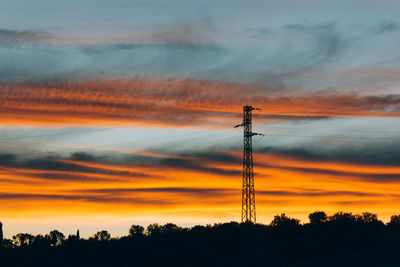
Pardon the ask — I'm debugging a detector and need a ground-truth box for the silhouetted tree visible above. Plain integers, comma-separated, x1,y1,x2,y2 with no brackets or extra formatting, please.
46,230,65,246
12,233,35,247
91,230,111,241
67,229,80,242
129,225,144,237
387,214,400,239
146,223,182,237
146,223,162,236
32,234,51,247
356,212,382,225
0,221,3,248
325,211,383,252
2,238,13,248
191,224,211,233
309,211,327,224
161,223,181,233
4,212,400,267
270,213,301,228
388,215,400,227
329,212,357,224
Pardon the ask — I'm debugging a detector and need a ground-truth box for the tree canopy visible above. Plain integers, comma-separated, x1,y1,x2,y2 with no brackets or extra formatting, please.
1,212,400,267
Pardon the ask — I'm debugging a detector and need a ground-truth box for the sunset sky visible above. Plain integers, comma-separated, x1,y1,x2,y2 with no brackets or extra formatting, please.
1,0,400,238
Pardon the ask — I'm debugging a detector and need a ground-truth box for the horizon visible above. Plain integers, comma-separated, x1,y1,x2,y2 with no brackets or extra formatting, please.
1,0,400,239
1,210,397,239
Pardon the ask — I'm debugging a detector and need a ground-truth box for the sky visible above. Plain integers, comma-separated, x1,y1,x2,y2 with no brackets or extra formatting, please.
1,0,400,238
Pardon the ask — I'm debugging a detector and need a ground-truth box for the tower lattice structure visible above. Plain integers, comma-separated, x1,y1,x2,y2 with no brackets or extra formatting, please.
235,105,262,223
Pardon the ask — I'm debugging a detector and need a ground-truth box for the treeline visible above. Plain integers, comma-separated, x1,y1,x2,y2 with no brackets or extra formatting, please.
1,211,400,266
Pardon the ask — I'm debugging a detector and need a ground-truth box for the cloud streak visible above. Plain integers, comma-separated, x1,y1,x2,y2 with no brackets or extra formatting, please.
1,145,400,226
1,20,400,86
0,29,54,48
1,78,400,128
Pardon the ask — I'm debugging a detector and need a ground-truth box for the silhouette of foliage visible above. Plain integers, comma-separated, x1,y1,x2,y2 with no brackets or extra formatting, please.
1,212,400,267
357,212,378,223
91,230,111,241
329,211,357,224
129,225,144,237
387,214,400,242
270,213,301,228
1,238,13,248
12,233,35,247
46,230,65,246
160,223,181,234
66,230,80,242
388,215,400,227
32,234,51,247
0,221,3,248
146,223,162,236
309,211,327,224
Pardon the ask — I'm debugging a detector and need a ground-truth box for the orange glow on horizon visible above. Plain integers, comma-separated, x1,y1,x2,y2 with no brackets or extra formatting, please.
1,150,400,232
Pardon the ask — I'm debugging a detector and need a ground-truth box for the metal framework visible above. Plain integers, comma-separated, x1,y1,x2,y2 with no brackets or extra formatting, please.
235,105,262,223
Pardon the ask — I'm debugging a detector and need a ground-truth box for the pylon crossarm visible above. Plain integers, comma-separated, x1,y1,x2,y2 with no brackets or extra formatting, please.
234,123,244,128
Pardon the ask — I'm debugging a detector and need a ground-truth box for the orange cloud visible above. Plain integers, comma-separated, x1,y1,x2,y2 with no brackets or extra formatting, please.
1,78,399,128
1,149,400,229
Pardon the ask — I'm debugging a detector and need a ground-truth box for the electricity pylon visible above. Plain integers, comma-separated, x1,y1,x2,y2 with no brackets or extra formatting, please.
235,105,263,223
